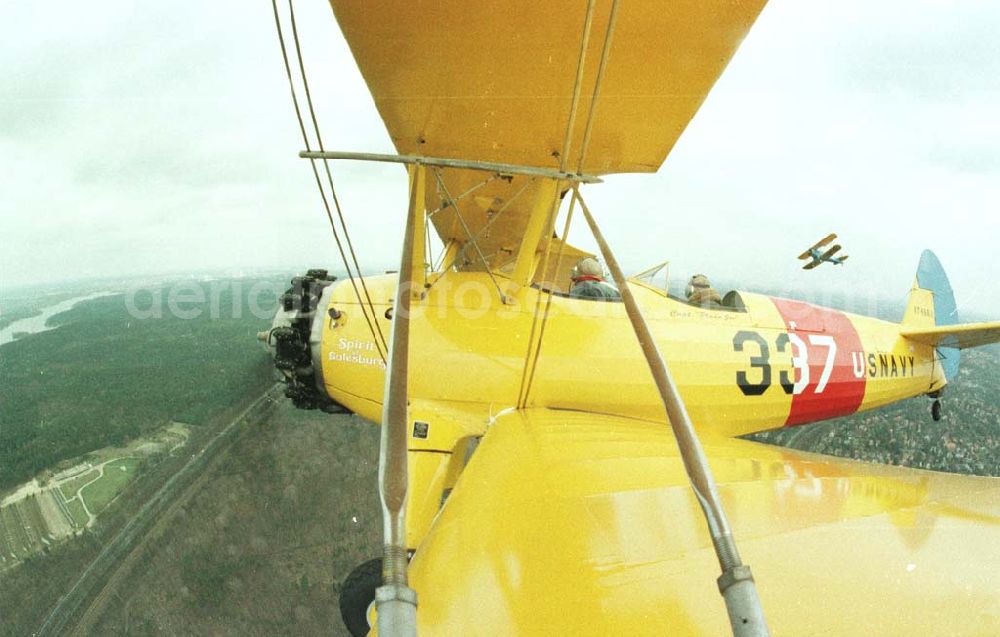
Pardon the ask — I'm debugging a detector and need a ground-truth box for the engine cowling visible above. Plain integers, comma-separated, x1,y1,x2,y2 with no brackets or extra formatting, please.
258,269,346,412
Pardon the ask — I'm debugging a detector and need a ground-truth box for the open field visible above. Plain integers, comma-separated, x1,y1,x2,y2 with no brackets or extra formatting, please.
64,496,89,529
0,503,36,563
79,458,142,515
0,495,62,566
59,470,99,500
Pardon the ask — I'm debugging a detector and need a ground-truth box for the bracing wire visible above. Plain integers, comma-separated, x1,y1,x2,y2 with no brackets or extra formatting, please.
559,0,596,173
521,186,579,406
432,240,452,273
515,195,562,408
432,168,508,302
425,177,534,292
270,0,386,363
522,0,622,406
575,0,620,174
424,206,432,282
516,0,597,407
427,175,498,218
284,0,389,356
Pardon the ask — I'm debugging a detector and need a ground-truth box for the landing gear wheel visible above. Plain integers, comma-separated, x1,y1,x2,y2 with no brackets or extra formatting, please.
931,399,942,422
340,558,382,637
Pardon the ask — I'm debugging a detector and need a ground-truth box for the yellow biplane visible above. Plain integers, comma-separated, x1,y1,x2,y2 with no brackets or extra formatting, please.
262,1,1000,635
798,233,849,270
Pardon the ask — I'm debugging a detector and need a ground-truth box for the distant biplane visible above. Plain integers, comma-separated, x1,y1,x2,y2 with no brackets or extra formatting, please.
798,233,849,269
262,1,1000,636
799,234,847,270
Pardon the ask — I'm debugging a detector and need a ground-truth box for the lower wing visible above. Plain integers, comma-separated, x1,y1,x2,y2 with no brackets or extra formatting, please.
408,408,1000,635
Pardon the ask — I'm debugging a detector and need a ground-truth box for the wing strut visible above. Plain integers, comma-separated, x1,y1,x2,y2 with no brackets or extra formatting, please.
376,165,425,637
299,150,602,183
576,189,770,637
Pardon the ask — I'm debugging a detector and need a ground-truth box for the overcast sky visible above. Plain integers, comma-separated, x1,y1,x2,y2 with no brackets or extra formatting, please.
2,1,998,316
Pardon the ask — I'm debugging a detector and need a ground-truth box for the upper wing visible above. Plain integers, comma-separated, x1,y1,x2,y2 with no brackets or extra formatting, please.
814,233,837,249
408,409,999,635
902,321,1000,349
328,0,767,175
327,1,767,279
799,234,837,258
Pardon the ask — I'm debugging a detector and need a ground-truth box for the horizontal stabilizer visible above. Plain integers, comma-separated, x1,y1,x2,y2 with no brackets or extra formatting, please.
901,321,1000,349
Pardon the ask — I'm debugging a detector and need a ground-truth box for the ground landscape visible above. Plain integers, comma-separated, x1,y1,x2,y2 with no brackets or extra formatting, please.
0,276,996,636
86,405,380,636
0,276,281,633
0,425,185,571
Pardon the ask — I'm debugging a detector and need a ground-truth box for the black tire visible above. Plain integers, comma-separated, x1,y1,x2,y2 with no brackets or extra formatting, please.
931,399,942,422
340,558,382,637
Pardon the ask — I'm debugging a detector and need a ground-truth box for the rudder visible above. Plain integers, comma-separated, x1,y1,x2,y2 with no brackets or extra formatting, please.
903,250,960,380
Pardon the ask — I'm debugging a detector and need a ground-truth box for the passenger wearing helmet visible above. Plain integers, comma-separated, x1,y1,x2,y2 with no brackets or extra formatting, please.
686,274,722,307
569,257,620,300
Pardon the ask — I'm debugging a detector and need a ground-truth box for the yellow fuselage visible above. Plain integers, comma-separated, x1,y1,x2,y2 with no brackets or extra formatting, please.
320,272,943,438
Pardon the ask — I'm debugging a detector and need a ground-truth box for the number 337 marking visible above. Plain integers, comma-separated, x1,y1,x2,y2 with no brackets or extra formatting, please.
732,330,837,397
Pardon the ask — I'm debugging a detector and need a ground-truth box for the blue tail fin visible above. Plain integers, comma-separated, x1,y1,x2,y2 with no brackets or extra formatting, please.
906,250,960,381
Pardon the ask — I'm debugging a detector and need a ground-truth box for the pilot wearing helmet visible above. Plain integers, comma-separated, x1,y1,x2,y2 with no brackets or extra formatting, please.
685,274,722,307
569,257,620,300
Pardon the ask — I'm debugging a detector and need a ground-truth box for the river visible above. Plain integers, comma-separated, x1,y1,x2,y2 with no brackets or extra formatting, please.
0,292,119,347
